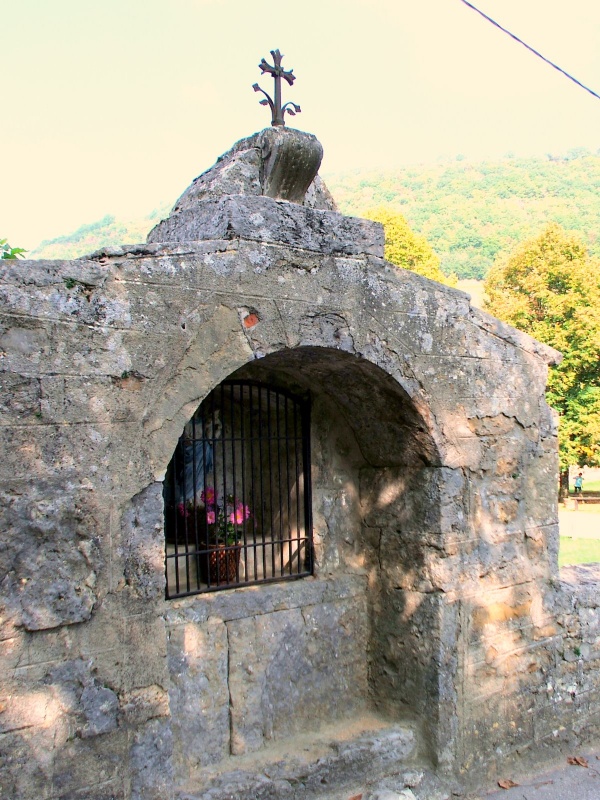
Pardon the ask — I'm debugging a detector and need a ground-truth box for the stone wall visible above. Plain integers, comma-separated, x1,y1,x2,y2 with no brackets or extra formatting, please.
1,128,598,799
548,567,600,743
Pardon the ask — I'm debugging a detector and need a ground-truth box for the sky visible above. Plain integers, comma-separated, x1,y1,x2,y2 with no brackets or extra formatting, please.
3,0,600,249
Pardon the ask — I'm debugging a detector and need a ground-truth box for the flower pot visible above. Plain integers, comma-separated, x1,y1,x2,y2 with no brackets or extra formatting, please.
199,544,241,585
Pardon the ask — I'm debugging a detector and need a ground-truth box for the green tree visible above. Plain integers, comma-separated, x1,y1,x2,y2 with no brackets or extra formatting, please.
364,207,456,286
484,223,600,494
1,238,26,259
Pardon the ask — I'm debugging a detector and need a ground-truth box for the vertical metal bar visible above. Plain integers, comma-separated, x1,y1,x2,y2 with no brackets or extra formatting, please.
229,382,239,584
167,449,177,598
293,398,301,574
219,382,227,587
199,402,209,589
192,412,202,593
258,386,267,580
179,433,186,592
267,388,275,579
209,391,218,589
183,415,194,593
178,438,186,594
276,391,284,576
249,383,258,581
285,395,293,576
302,394,313,574
239,384,248,582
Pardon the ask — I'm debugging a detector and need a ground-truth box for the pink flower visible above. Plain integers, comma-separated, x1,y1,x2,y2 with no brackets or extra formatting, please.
177,502,189,518
228,502,251,525
200,487,216,505
206,510,216,524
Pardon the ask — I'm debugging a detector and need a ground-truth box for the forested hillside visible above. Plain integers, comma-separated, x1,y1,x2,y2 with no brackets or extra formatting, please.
31,150,600,279
31,207,171,260
325,149,600,279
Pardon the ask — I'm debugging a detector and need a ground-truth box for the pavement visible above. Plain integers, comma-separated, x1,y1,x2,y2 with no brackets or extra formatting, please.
477,750,600,799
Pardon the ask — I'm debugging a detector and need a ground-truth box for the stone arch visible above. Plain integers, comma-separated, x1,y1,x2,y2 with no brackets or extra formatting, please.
163,344,458,780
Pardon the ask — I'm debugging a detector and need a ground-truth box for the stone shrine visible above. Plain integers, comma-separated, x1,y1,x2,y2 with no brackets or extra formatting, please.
2,125,600,800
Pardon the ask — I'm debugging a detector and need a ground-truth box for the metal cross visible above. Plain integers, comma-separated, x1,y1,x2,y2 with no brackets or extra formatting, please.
252,49,301,127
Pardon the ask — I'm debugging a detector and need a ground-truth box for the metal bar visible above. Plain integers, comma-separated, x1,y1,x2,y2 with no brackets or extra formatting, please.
209,392,218,589
267,389,275,579
249,384,258,581
230,381,240,583
303,394,313,574
191,413,201,592
219,382,227,587
167,569,309,599
285,395,293,576
259,386,267,581
179,438,189,592
239,384,248,582
276,391,284,576
293,398,301,574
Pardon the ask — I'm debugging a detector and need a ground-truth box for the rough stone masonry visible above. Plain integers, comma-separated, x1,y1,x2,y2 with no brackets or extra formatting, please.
1,125,600,800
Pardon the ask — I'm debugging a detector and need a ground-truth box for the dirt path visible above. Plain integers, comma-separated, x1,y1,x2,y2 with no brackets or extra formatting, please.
479,750,600,799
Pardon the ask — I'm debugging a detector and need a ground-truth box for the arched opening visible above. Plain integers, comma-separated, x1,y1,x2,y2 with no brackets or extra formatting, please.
165,347,448,782
164,381,312,597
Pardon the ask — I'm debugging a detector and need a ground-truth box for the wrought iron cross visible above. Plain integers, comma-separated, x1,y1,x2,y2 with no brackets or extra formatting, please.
253,49,301,127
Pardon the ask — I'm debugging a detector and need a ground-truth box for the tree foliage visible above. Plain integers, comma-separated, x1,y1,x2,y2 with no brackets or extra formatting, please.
364,207,456,286
326,150,600,280
1,238,26,259
484,223,600,471
31,205,171,260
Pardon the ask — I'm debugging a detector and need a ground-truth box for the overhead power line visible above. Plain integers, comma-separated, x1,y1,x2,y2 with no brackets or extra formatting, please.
459,0,600,102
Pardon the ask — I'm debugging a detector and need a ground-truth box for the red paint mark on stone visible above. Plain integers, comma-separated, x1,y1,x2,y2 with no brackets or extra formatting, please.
244,313,259,328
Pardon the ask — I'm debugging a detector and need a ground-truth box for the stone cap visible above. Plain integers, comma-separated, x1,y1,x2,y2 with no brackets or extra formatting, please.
162,127,336,213
146,127,384,256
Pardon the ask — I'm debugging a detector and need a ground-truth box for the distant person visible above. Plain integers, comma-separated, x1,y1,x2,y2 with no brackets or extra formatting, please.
574,472,584,495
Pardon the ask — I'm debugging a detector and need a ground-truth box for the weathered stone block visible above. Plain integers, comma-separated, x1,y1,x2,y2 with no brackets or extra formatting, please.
148,196,384,257
130,718,174,800
119,684,170,728
0,728,54,800
227,597,368,755
0,484,101,632
51,729,127,796
120,613,168,693
119,483,165,601
167,618,229,777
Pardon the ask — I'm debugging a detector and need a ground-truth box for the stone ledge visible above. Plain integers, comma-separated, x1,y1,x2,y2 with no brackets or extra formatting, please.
559,563,600,586
178,715,419,800
147,196,384,257
164,573,368,626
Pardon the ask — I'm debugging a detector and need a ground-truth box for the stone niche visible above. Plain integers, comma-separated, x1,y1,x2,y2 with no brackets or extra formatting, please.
164,346,444,787
2,126,596,800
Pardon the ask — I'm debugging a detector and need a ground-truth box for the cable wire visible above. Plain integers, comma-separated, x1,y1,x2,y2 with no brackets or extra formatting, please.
459,0,600,102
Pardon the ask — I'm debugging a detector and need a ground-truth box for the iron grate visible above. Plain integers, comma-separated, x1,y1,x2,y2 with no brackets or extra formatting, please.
164,381,312,598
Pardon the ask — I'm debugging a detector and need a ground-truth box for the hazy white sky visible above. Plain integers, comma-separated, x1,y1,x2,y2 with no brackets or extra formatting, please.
3,0,600,248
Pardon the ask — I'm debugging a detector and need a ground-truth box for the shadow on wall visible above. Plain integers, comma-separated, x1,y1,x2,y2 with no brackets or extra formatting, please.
438,399,561,778
201,347,450,758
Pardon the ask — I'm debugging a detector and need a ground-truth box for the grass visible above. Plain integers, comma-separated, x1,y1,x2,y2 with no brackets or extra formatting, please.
579,480,600,493
559,536,600,567
568,479,600,494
